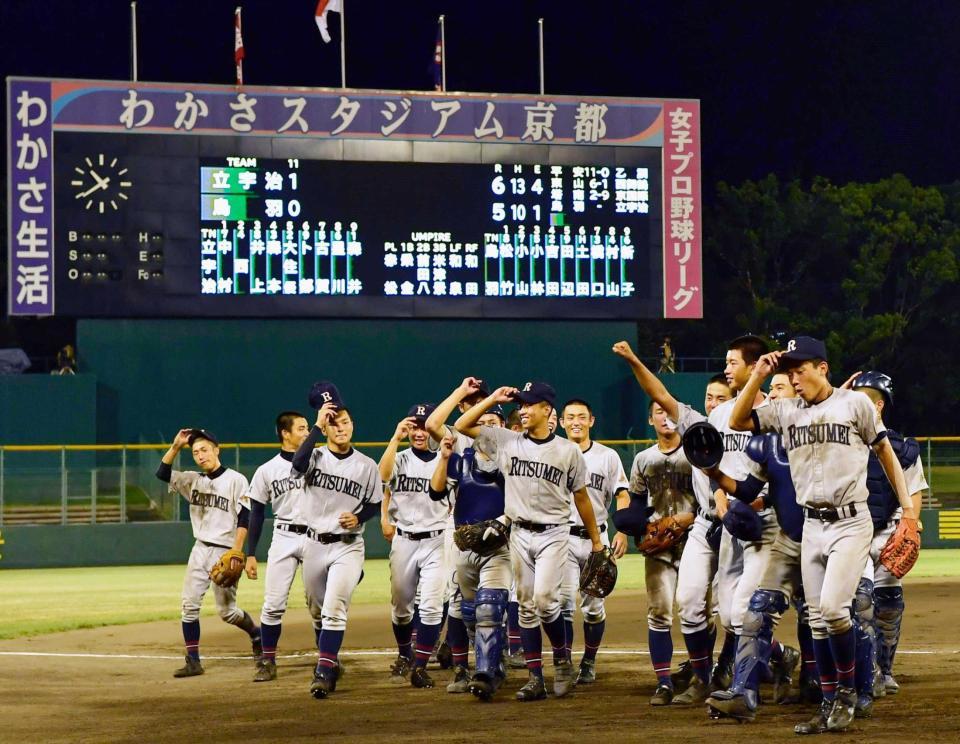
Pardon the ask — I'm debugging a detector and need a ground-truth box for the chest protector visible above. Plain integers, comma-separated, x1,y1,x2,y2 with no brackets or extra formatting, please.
453,448,506,526
867,431,919,526
746,433,803,543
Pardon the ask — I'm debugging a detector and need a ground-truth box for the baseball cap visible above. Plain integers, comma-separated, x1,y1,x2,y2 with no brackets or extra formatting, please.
187,428,219,447
513,381,556,407
462,381,491,405
780,336,827,364
407,402,436,426
487,404,506,421
308,380,345,410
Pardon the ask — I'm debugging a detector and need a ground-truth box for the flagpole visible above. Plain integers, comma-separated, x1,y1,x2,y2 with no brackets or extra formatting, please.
440,15,446,92
538,18,545,95
130,1,138,82
340,0,347,88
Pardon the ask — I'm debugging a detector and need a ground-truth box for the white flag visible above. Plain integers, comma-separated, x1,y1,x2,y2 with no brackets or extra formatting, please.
315,0,342,43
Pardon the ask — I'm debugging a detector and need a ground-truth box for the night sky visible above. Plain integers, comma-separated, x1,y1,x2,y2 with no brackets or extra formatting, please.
2,0,959,189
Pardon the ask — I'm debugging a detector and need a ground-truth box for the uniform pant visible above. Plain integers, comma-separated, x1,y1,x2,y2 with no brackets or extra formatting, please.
676,515,719,634
181,541,244,624
260,526,309,626
865,520,899,588
511,525,569,628
759,529,803,597
646,547,682,631
448,541,512,618
303,537,365,633
802,510,872,638
561,531,611,623
717,511,780,634
389,533,446,626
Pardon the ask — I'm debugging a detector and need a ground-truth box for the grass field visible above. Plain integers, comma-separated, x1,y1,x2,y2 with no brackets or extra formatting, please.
1,549,958,640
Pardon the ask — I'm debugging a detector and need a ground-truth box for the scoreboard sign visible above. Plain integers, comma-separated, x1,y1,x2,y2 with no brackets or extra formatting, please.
6,78,702,319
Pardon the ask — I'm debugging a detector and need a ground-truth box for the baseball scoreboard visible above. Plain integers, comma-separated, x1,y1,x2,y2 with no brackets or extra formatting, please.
7,78,702,319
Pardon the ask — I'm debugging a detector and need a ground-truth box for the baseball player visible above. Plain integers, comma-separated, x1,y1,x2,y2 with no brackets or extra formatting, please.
694,373,808,722
621,400,696,704
456,382,602,702
155,428,261,678
729,337,918,734
850,371,927,708
379,404,449,689
613,337,774,705
558,398,630,685
430,412,512,700
291,383,384,700
243,411,311,682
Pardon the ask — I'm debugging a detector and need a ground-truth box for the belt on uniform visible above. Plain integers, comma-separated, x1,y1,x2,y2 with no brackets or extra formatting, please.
306,529,358,544
200,540,232,550
275,522,308,534
805,504,859,522
514,519,563,533
396,528,444,541
570,524,606,539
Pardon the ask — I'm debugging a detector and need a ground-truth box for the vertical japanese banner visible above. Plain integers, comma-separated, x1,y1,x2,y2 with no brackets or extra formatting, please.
8,80,54,315
662,100,702,319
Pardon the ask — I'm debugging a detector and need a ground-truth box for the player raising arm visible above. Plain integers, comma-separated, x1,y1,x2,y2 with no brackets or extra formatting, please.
728,337,916,735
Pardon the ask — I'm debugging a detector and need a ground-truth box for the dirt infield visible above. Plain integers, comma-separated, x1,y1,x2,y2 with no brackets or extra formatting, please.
1,579,958,744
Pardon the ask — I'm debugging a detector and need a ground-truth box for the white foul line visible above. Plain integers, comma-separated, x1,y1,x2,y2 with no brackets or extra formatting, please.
0,648,954,661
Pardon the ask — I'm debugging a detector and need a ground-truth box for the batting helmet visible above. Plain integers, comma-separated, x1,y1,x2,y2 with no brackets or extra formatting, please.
852,370,894,405
682,421,725,469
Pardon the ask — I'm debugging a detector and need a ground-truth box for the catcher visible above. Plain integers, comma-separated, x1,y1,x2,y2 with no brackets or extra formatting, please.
430,414,512,701
156,428,261,678
615,401,696,704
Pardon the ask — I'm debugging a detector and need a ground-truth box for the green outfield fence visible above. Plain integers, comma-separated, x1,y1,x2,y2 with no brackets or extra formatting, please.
0,438,958,567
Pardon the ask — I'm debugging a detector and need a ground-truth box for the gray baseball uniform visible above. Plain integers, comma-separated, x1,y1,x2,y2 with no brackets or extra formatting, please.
168,467,250,624
247,452,308,626
753,387,886,636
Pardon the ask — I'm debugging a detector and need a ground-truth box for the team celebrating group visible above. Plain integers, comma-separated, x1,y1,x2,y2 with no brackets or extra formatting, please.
156,332,925,735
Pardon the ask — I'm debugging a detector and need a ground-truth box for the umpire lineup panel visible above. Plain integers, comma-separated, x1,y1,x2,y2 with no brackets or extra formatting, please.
52,133,664,319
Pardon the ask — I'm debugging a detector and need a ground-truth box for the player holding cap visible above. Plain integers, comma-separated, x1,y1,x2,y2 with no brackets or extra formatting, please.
156,428,261,678
850,371,927,705
244,411,312,682
456,381,603,702
729,337,918,734
558,398,630,685
379,403,448,689
292,382,383,700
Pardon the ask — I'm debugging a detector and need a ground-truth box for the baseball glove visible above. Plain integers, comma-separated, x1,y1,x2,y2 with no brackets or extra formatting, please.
580,547,618,598
210,548,245,587
453,519,509,556
879,517,921,579
637,515,687,556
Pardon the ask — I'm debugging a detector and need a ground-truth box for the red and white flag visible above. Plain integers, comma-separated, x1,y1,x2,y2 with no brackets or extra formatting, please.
234,7,245,85
315,0,342,43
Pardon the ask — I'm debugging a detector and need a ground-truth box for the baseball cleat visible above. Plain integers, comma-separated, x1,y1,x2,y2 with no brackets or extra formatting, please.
855,693,874,718
871,667,886,698
447,665,470,693
650,683,674,706
670,660,693,690
883,674,900,695
515,673,547,702
706,690,757,722
772,645,800,704
310,670,334,699
553,659,573,698
575,659,596,685
436,641,453,670
389,654,411,683
410,666,435,689
253,659,277,682
173,655,204,678
507,651,527,670
468,673,496,701
794,700,830,735
825,686,857,732
250,633,263,661
672,675,709,705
